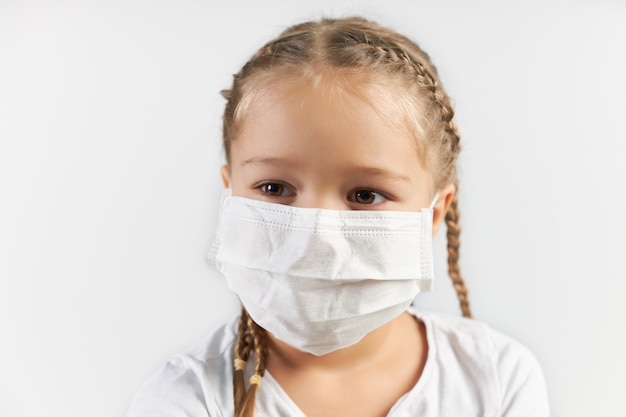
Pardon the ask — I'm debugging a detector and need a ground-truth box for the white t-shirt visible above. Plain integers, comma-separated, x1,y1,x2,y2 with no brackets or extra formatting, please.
126,309,550,417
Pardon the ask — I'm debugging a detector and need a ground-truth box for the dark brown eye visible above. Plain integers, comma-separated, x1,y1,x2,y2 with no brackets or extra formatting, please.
258,182,294,197
261,183,284,195
353,190,376,204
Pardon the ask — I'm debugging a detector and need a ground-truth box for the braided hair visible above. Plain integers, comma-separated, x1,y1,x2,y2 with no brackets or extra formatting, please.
221,17,472,417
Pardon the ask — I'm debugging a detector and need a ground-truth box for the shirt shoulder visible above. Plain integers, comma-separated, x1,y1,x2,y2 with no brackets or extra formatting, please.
413,309,550,417
125,316,239,417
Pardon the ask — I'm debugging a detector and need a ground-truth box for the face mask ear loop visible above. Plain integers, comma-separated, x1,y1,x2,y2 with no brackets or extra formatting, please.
208,187,234,264
428,192,441,210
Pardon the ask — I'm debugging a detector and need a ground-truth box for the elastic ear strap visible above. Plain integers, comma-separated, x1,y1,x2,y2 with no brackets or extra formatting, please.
429,192,440,210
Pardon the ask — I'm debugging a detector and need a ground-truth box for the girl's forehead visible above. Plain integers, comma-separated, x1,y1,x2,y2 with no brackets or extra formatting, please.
236,69,427,145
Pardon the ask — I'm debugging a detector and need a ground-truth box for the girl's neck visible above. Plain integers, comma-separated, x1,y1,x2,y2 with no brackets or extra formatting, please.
265,312,426,374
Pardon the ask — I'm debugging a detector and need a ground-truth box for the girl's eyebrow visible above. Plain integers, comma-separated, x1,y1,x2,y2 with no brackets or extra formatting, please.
349,166,411,183
240,156,295,167
241,157,411,183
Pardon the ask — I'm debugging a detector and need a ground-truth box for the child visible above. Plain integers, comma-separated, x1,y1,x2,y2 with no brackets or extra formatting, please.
127,16,550,417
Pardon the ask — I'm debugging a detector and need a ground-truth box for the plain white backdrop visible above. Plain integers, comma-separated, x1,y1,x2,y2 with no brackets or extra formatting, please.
1,0,625,416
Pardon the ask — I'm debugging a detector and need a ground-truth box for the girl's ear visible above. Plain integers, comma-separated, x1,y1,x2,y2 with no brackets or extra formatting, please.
220,165,231,188
432,183,455,237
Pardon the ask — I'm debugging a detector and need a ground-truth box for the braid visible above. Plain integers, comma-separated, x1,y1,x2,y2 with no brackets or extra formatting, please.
232,308,268,417
445,194,473,318
232,307,250,410
249,318,268,377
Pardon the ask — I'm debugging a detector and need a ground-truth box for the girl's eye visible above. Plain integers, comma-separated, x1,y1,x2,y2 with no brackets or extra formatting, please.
349,189,386,205
258,182,294,197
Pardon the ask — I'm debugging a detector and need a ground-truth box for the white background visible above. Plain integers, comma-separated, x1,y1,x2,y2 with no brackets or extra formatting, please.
1,0,625,416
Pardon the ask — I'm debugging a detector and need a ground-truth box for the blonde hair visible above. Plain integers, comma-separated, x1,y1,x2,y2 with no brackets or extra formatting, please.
220,16,472,417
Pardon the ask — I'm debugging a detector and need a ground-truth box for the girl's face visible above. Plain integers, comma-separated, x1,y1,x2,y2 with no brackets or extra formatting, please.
222,78,452,233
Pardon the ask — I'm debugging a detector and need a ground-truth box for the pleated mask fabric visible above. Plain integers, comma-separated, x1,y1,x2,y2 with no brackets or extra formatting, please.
209,193,435,356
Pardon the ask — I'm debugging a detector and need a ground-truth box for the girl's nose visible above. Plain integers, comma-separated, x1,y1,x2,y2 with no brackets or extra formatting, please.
292,192,348,211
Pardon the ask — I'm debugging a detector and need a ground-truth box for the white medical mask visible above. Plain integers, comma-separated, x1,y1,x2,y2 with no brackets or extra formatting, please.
209,193,437,356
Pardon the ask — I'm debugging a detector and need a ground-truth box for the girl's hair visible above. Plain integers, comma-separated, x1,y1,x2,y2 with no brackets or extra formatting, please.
220,16,472,417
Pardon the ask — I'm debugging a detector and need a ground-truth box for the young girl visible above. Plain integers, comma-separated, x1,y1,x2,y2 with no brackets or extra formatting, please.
127,16,550,417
